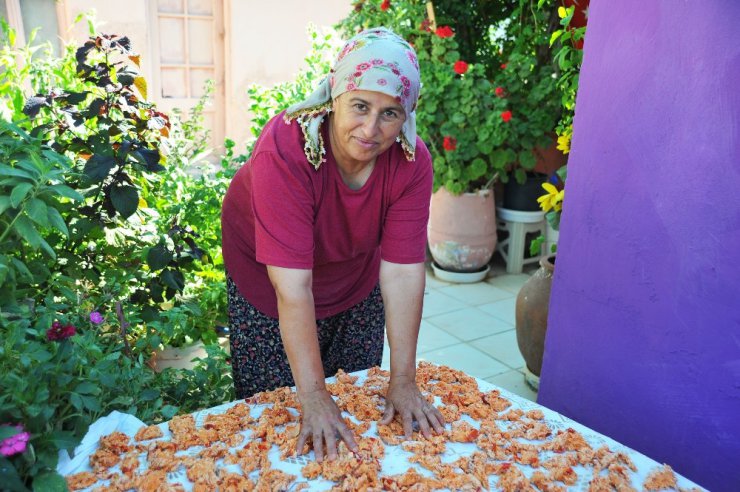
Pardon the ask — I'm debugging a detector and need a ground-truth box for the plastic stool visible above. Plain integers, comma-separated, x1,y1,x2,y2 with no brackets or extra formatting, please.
496,207,547,274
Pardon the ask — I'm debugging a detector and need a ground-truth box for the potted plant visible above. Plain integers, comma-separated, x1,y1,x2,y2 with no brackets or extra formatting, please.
515,2,585,390
492,1,566,211
411,23,513,278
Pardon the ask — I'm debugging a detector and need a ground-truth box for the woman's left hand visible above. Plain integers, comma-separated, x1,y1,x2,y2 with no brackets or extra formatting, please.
379,376,446,439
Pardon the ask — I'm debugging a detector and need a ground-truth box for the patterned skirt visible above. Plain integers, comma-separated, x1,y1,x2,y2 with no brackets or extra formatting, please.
227,276,385,399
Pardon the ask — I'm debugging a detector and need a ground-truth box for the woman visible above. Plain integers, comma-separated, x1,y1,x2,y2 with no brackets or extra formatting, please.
221,27,444,461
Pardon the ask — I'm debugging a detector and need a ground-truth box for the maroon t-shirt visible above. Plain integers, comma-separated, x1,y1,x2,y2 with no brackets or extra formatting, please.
221,111,433,319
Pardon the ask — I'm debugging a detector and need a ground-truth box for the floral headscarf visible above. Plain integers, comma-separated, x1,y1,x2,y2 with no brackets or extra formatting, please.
285,27,421,169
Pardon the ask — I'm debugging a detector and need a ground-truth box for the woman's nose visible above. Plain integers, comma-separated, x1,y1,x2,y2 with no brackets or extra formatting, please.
360,114,381,137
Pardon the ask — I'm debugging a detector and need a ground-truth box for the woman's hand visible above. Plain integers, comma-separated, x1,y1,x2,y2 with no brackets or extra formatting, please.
296,388,358,462
380,376,446,439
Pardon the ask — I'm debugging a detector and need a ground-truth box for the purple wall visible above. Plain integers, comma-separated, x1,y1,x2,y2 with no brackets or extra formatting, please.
538,2,740,491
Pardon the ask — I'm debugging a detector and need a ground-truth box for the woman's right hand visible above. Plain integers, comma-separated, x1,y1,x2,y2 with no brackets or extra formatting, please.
296,388,358,461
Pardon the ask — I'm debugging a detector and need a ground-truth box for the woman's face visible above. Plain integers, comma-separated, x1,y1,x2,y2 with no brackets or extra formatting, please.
330,90,406,168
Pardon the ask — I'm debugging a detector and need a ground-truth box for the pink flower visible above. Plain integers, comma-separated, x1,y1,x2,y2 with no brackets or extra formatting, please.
453,60,469,75
501,110,513,122
0,425,30,457
377,78,387,86
90,311,104,324
371,58,384,66
47,321,76,341
356,62,371,71
346,82,357,91
400,76,411,87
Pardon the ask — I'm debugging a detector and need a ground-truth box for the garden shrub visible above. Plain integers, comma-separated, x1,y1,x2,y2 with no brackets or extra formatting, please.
0,28,233,489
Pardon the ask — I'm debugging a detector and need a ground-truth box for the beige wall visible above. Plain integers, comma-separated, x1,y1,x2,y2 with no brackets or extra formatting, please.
59,1,154,84
51,0,353,152
225,0,351,148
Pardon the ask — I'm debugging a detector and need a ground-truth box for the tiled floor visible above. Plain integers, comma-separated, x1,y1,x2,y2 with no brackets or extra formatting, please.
381,255,539,403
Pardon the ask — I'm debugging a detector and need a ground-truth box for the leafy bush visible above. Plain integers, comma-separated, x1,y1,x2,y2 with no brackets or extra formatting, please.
0,28,233,489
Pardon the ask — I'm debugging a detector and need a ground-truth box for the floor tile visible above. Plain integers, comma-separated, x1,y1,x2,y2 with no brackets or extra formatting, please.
425,272,452,289
487,273,531,294
469,329,525,370
417,343,510,380
435,282,513,306
477,297,517,325
421,289,469,317
416,321,460,353
485,370,538,403
425,308,512,342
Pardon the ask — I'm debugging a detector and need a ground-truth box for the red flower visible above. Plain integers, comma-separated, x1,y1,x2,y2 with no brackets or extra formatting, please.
501,110,513,122
500,63,507,69
443,136,457,151
453,60,469,75
47,321,76,341
380,0,391,11
495,86,505,97
435,26,454,38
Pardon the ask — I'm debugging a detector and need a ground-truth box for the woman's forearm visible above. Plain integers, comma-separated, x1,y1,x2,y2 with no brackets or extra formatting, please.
379,261,426,382
267,266,326,395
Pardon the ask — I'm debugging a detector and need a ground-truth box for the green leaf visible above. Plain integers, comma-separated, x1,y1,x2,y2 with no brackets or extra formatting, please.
10,257,33,281
13,214,42,248
141,388,159,401
161,405,178,419
549,30,563,47
75,381,99,395
49,184,84,201
38,237,56,259
81,395,101,412
69,393,83,411
132,148,164,173
0,164,34,179
83,154,117,182
10,182,33,207
530,235,546,256
0,457,29,492
46,207,69,237
32,471,67,492
518,151,537,170
26,198,49,227
0,196,11,215
109,185,139,219
47,431,79,453
161,269,185,291
147,243,173,270
0,427,19,440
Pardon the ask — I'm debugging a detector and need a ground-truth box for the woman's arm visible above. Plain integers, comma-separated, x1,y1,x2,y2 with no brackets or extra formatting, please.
378,260,445,438
266,265,357,461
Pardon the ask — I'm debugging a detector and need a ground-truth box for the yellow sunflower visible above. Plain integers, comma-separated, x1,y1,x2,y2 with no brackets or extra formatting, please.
537,182,565,212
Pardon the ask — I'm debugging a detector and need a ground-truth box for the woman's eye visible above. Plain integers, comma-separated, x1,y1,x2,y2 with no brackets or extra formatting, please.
354,103,367,111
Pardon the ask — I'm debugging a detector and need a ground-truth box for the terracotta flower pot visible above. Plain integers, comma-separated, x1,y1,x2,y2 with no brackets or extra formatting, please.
148,341,207,372
428,187,497,273
515,255,555,380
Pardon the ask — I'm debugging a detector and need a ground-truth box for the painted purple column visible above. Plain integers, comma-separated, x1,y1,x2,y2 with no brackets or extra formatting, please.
537,1,740,491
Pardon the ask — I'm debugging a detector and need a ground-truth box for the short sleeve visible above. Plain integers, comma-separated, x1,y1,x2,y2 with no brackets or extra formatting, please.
380,141,433,264
251,151,315,269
